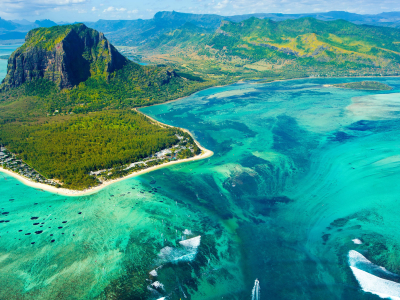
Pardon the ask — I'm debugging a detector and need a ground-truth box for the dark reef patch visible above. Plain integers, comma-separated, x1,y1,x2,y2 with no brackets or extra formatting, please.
240,154,269,168
329,131,354,142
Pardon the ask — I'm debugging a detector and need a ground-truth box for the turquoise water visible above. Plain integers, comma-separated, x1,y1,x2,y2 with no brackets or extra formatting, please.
2,77,400,299
0,44,21,81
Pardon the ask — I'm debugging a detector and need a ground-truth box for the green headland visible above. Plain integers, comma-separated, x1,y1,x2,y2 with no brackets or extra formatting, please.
0,24,207,190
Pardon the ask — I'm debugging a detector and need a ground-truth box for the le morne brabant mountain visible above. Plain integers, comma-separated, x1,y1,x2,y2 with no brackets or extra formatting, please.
0,24,206,190
2,24,128,89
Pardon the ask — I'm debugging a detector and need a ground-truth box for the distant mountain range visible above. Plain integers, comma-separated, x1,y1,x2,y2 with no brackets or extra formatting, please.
0,18,64,41
86,11,400,46
1,11,400,44
137,16,400,82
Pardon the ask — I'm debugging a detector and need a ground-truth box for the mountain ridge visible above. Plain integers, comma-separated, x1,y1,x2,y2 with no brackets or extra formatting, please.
86,11,400,46
137,17,400,83
2,11,400,45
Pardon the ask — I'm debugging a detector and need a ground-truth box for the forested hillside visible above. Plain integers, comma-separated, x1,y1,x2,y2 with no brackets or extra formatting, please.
0,110,199,189
138,17,400,82
85,11,400,46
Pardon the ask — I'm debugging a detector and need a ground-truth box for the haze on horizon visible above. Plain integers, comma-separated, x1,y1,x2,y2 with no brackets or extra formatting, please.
1,0,400,23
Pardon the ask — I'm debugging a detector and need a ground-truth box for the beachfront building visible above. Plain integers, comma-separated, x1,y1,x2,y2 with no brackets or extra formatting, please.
0,146,55,185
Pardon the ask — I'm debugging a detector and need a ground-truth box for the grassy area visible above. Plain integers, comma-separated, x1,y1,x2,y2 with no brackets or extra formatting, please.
0,65,214,116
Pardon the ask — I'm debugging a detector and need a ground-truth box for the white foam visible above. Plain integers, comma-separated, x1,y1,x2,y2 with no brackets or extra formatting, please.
183,229,192,235
154,236,201,265
349,251,400,299
352,239,363,244
157,245,198,263
155,236,201,265
349,250,398,277
350,267,400,300
349,250,373,266
149,269,157,276
179,236,201,248
151,281,164,290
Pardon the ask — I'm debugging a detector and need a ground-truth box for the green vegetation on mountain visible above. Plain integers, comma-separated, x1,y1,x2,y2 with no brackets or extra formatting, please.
0,64,211,116
330,81,393,90
0,24,209,189
2,11,400,45
138,17,400,82
84,11,400,47
145,22,212,51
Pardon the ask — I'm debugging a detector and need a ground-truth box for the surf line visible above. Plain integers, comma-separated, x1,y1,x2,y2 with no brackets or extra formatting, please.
349,250,400,299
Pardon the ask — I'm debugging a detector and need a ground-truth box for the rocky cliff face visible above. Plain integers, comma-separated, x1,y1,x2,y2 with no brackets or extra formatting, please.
2,23,128,90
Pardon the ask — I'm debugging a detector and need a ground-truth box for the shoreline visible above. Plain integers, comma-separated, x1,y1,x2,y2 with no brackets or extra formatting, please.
0,147,213,197
0,111,213,196
1,74,396,196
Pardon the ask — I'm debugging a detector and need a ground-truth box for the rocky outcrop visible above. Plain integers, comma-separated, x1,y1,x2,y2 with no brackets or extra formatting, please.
1,23,129,90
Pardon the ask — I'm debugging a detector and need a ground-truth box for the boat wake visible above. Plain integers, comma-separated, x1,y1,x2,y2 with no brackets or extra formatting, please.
251,279,260,300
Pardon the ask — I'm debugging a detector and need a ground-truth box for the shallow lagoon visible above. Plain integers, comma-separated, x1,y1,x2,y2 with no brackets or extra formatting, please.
1,77,400,299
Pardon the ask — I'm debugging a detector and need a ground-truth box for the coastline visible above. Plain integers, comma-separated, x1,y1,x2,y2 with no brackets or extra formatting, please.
1,74,396,196
0,111,213,197
0,147,213,197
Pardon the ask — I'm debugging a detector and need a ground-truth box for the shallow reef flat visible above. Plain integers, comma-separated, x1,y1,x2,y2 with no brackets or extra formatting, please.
2,77,400,299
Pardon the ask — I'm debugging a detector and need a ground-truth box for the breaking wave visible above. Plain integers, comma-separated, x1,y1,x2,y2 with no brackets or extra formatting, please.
156,236,201,264
349,250,400,299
